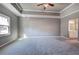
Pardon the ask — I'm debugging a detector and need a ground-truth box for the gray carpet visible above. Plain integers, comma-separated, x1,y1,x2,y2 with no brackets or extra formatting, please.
0,37,79,55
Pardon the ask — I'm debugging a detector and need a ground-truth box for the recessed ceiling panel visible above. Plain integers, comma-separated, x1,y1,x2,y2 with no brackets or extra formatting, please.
20,3,71,12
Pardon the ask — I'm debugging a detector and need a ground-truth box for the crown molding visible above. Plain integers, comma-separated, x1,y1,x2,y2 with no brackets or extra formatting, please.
23,9,60,13
21,14,60,18
1,3,22,17
60,3,75,13
61,9,79,18
11,3,23,13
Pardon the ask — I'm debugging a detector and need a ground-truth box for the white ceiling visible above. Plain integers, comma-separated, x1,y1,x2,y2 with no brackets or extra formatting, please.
20,3,71,12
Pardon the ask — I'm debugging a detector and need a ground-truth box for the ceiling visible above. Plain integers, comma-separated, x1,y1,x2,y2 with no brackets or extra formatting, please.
11,3,71,17
20,3,71,12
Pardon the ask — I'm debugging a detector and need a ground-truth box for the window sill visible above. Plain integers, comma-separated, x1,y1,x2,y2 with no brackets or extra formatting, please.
0,33,10,37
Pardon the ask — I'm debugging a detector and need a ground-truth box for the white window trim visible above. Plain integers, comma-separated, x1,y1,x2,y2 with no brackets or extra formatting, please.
0,13,10,37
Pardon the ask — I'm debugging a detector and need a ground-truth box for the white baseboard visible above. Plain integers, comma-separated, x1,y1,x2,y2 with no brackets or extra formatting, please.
19,36,64,38
60,36,69,39
0,39,16,48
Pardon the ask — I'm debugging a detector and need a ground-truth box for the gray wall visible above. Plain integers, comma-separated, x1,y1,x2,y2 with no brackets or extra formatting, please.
19,17,60,37
0,4,19,46
61,3,79,38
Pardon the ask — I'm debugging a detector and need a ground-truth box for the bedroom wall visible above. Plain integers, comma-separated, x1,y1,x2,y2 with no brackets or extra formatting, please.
19,17,60,38
0,4,19,46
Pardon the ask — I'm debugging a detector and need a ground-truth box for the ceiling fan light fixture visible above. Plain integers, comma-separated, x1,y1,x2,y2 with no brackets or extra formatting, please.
37,3,54,10
44,4,49,8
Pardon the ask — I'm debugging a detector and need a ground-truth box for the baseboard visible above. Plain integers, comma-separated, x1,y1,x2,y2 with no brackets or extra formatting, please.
0,39,16,48
60,36,69,39
21,36,63,38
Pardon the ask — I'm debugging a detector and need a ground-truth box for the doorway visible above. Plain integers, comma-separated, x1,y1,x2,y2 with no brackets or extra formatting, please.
68,18,78,39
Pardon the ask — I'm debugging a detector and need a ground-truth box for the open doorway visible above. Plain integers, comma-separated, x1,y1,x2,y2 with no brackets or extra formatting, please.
68,18,78,39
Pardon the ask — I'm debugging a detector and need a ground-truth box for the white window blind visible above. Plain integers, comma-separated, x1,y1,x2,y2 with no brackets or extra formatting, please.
0,14,10,35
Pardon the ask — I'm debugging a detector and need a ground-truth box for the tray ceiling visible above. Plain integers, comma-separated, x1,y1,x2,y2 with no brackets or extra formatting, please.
20,3,71,12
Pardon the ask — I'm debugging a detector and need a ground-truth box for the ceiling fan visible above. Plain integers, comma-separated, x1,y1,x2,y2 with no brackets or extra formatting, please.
37,3,54,10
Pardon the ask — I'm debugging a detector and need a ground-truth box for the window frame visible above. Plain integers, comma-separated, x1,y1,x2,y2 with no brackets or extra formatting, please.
0,13,10,37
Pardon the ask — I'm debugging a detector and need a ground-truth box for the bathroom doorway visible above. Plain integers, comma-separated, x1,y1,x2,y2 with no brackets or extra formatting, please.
68,18,78,39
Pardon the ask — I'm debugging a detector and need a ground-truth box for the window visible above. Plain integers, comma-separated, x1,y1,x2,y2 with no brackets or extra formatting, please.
0,14,10,36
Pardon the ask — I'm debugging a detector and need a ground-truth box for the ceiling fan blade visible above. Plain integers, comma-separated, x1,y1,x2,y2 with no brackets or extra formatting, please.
37,3,44,6
48,3,54,6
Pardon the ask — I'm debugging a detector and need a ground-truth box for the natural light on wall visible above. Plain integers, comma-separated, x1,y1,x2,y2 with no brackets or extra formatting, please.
0,17,9,25
19,34,28,40
68,18,78,39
